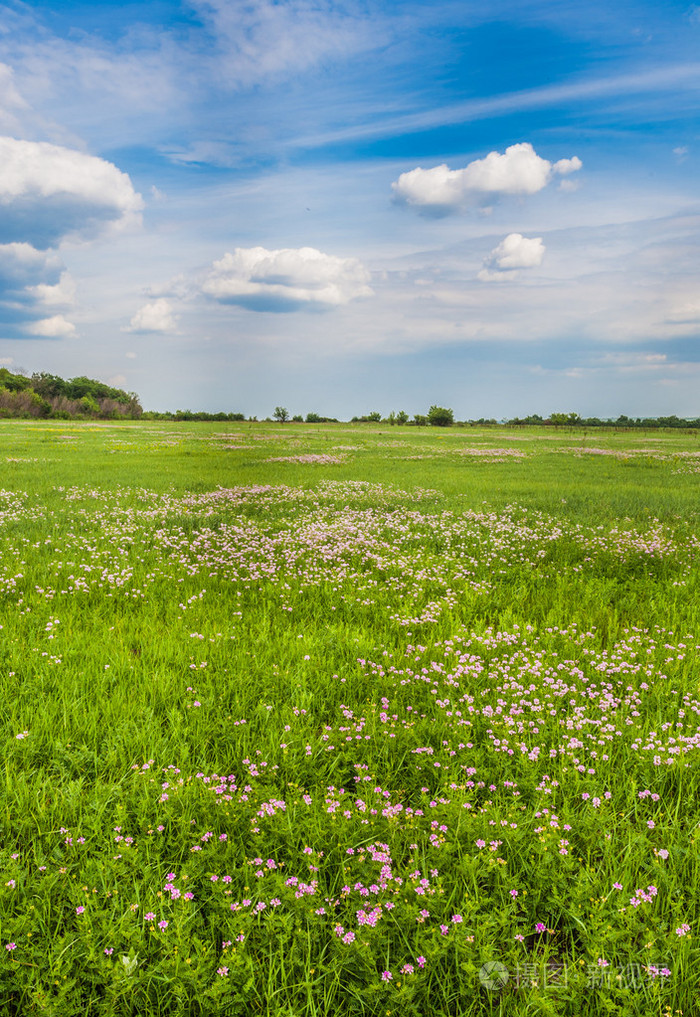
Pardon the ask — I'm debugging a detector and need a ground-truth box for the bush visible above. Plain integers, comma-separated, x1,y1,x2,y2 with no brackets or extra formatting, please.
427,405,454,427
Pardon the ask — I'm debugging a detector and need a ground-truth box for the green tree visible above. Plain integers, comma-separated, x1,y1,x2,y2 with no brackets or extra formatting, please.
549,412,580,428
0,369,31,392
427,405,454,427
396,410,409,425
78,395,100,416
273,406,289,423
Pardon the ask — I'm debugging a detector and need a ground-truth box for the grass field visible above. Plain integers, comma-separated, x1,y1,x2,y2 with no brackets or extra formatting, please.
1,420,699,1015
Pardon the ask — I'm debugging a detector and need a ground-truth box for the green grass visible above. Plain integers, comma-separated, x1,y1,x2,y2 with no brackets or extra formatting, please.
0,420,699,1015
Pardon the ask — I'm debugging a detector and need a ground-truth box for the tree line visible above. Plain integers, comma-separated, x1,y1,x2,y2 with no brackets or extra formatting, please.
0,369,142,419
507,412,700,430
274,406,700,429
1,370,697,430
275,405,456,426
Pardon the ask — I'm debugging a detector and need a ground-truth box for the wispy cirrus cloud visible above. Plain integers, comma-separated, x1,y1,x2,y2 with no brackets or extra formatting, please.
666,301,700,324
292,63,700,152
0,63,32,136
0,0,388,157
189,0,384,88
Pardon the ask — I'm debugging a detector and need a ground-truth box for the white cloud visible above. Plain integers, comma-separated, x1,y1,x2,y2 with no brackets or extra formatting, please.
162,140,242,168
391,143,582,215
599,352,668,370
489,233,546,270
553,156,583,175
190,0,380,87
29,270,76,307
125,352,137,359
294,64,700,154
0,63,30,136
146,273,192,301
0,138,139,336
127,298,178,334
201,246,373,312
25,314,75,337
478,233,546,281
0,242,60,287
0,137,143,248
0,242,77,335
666,302,700,324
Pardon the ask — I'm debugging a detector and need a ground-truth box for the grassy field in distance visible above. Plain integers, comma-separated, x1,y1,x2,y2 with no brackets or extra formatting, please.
1,420,699,1015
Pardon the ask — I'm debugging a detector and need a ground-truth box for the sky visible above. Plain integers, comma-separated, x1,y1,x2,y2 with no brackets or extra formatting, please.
0,0,699,419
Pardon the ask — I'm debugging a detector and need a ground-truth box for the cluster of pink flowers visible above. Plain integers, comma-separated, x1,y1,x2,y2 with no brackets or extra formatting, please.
629,885,658,908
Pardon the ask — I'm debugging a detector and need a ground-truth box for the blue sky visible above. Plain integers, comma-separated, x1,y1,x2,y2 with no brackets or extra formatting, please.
1,0,699,418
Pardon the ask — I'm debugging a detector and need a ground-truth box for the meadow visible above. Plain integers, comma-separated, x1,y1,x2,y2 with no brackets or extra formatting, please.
1,419,699,1016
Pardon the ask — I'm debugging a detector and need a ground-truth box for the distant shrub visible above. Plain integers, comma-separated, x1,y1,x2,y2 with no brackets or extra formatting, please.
428,405,454,427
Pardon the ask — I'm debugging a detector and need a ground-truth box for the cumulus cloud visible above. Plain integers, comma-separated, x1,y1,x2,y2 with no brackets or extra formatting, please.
552,156,583,176
201,246,373,312
0,136,143,248
0,242,78,336
24,314,75,337
29,271,76,307
0,242,60,289
478,233,546,281
126,298,178,334
0,140,139,337
391,143,581,215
